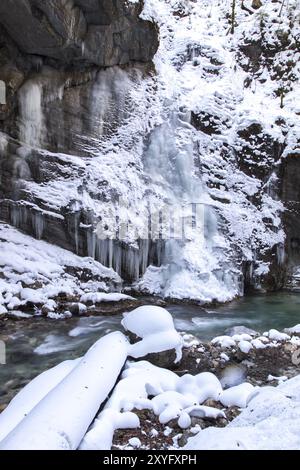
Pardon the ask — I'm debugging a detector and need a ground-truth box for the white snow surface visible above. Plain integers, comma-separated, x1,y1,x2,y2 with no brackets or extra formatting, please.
80,362,227,450
0,223,124,314
185,375,300,450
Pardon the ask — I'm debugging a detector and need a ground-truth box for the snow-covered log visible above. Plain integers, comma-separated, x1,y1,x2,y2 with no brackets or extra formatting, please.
0,358,80,443
0,332,129,450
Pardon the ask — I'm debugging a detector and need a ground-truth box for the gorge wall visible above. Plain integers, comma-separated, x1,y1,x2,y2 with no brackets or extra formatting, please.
0,0,299,302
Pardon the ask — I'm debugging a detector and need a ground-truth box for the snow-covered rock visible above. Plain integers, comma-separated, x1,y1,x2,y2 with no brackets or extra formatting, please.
176,372,222,404
238,340,253,354
266,329,291,342
122,306,183,363
211,336,236,349
80,292,135,304
225,326,258,337
219,383,257,408
284,324,300,335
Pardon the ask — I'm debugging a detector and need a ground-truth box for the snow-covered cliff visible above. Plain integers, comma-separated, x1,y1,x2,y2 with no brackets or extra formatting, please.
0,0,299,305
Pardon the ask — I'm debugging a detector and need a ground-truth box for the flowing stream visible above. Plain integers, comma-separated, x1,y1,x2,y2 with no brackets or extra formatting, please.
1,292,300,407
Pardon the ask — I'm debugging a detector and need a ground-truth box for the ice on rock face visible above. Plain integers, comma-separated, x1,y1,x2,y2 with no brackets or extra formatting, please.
122,306,183,363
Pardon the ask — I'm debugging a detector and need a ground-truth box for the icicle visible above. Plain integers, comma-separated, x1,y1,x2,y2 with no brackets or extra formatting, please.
113,244,122,275
10,205,20,228
19,80,44,148
73,212,81,254
277,244,286,266
87,230,96,259
32,211,44,240
139,239,150,275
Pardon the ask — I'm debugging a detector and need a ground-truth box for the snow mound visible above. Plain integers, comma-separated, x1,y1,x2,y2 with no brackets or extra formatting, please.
121,306,175,337
186,375,300,450
219,383,257,408
211,336,236,349
265,329,291,341
284,324,300,335
0,223,121,316
122,306,183,363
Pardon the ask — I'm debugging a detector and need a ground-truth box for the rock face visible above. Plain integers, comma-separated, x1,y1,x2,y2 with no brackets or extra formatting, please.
0,0,158,67
0,1,161,282
0,1,299,298
280,153,300,268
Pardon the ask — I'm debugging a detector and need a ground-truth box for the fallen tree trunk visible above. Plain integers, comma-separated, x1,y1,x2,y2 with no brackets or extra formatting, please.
0,358,80,443
0,332,129,450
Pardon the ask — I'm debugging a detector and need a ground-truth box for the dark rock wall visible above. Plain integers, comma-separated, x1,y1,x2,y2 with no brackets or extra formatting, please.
0,0,159,281
0,0,158,67
280,153,300,268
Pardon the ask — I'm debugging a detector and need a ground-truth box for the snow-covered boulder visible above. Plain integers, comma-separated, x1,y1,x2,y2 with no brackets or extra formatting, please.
211,335,236,349
122,306,183,366
284,324,300,336
219,383,257,408
225,326,258,337
266,329,290,342
176,372,222,404
80,292,135,304
238,340,253,354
